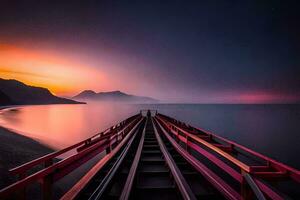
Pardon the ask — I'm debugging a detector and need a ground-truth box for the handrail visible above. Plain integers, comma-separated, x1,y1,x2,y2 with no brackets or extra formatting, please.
0,116,142,199
2,112,298,200
156,115,286,200
158,117,242,182
157,113,300,182
88,118,144,200
0,139,109,198
156,115,251,172
153,117,240,200
152,117,196,200
60,117,144,200
10,114,140,176
119,118,147,200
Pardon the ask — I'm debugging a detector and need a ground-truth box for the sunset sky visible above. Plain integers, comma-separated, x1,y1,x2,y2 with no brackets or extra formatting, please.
0,1,299,103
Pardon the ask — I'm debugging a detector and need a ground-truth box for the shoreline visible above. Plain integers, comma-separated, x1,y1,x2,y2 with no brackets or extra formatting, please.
0,125,54,189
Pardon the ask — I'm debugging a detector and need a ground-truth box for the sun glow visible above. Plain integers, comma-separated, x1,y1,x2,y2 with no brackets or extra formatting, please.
0,44,107,96
235,92,299,104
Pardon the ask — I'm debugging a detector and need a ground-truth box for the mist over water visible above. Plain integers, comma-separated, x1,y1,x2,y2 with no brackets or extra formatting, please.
0,103,299,169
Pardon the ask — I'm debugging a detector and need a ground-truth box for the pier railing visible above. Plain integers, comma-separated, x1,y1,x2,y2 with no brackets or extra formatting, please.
0,111,299,200
61,117,145,200
0,114,142,200
156,113,300,200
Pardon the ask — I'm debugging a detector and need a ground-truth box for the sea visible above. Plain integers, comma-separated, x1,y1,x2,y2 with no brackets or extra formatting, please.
0,102,299,169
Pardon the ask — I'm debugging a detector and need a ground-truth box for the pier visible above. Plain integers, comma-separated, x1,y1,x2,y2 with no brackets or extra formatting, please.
0,110,299,199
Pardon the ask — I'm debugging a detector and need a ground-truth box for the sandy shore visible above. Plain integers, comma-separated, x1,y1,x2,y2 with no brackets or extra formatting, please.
0,126,53,189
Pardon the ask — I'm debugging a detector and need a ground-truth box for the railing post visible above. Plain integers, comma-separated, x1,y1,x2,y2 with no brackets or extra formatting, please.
106,138,112,154
176,131,180,143
186,135,190,153
16,172,26,200
42,159,53,200
42,174,53,200
241,170,253,200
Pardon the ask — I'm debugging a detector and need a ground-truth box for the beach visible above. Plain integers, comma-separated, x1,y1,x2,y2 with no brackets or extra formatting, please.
0,126,53,189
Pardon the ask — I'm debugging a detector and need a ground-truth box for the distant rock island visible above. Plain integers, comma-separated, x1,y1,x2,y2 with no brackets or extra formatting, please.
73,90,158,103
0,78,83,106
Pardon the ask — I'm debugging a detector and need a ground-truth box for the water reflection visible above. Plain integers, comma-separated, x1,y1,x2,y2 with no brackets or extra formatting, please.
0,103,139,149
0,107,22,125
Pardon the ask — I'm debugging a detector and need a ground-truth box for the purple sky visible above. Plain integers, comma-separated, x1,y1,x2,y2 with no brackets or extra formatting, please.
0,1,299,103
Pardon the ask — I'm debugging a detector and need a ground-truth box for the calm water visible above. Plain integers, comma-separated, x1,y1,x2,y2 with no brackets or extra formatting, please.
0,103,299,169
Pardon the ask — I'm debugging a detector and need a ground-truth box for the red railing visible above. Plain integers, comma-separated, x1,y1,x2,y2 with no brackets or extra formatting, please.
61,116,144,200
1,112,299,200
0,114,142,200
153,117,241,200
156,113,300,200
157,113,300,180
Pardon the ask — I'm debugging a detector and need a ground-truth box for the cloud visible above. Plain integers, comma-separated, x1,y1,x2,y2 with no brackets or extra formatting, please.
0,68,53,79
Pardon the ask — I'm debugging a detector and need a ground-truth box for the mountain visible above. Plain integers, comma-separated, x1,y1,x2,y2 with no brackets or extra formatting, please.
0,78,83,105
73,90,158,103
75,90,97,98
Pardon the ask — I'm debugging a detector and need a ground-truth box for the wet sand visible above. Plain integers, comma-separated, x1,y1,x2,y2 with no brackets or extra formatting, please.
0,126,53,189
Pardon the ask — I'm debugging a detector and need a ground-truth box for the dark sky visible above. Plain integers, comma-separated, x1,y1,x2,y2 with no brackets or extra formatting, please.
1,0,300,103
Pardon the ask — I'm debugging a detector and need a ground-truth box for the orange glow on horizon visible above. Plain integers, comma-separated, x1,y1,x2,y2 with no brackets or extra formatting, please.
1,43,297,103
236,92,298,104
0,43,109,96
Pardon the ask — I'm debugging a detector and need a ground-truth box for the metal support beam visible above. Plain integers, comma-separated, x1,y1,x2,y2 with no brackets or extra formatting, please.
243,173,266,200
